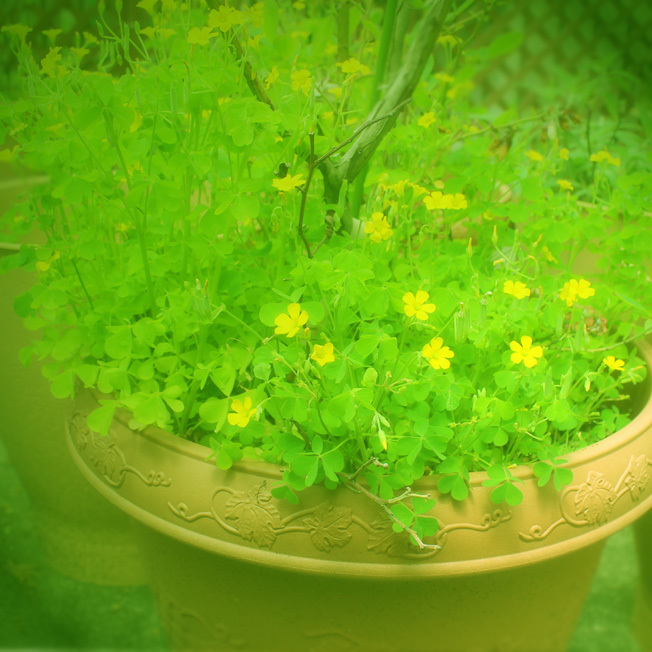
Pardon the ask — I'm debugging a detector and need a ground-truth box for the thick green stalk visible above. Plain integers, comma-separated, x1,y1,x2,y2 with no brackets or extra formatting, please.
350,0,398,219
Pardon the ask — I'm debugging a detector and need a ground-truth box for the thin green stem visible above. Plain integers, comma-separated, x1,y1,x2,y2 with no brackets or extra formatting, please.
220,306,264,342
61,105,157,316
179,324,210,437
70,259,95,310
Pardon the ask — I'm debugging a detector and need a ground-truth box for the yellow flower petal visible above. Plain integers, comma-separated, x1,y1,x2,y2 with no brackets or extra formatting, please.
525,150,544,162
311,342,335,366
417,112,436,128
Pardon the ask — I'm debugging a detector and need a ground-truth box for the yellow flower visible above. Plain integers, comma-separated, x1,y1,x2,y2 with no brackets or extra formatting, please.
227,396,257,428
409,183,428,197
272,173,305,192
447,80,473,100
71,46,90,60
248,34,262,50
389,179,409,196
403,291,436,320
364,212,393,243
264,65,279,89
503,280,531,299
424,191,467,210
437,34,460,48
424,191,445,210
291,69,312,96
435,73,454,84
274,303,309,338
40,47,63,78
525,150,544,162
417,112,436,128
2,24,32,41
208,6,245,32
603,356,625,372
559,148,570,160
590,150,620,167
510,336,543,368
42,28,62,44
403,290,437,321
559,278,595,307
557,179,574,191
447,193,468,210
422,337,454,370
245,3,265,27
311,343,335,367
337,58,371,76
187,26,215,46
328,85,343,100
542,246,557,263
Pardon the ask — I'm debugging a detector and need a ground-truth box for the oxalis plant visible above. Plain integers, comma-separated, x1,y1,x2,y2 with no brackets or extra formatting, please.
1,0,651,548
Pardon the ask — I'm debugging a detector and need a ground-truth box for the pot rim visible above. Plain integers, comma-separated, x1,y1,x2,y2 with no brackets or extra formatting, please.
68,339,652,579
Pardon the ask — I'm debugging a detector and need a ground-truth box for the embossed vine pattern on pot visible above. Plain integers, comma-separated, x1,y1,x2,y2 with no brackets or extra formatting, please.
168,481,512,558
68,411,172,489
520,454,651,542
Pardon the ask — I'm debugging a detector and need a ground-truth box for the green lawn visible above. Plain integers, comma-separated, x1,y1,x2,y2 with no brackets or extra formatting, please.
0,435,643,651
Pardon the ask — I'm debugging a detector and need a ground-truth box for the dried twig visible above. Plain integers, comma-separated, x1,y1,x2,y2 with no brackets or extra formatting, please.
339,460,440,551
313,98,412,167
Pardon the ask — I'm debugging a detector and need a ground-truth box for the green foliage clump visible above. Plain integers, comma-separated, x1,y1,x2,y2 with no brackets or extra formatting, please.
1,0,651,546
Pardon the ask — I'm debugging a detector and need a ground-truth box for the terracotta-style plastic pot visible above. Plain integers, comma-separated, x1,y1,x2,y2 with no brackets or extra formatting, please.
66,340,652,651
0,172,146,585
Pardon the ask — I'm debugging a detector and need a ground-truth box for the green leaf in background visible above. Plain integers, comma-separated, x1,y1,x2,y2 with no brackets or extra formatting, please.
487,31,524,59
263,0,279,38
131,394,168,426
50,370,75,399
259,302,289,327
438,474,469,501
105,328,133,360
231,195,260,222
199,398,229,429
87,401,118,436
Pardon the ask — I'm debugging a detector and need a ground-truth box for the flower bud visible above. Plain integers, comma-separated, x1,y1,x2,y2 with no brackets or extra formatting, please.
362,367,378,388
478,297,487,328
378,429,388,451
454,304,466,343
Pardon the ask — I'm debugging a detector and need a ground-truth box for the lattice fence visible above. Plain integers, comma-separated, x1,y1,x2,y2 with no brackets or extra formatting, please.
468,0,652,109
